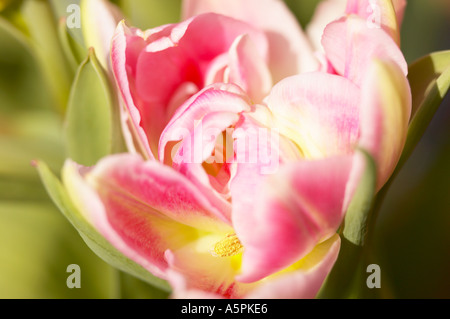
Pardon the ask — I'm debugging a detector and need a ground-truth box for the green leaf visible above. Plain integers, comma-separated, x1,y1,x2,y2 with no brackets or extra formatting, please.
64,48,113,166
317,150,377,298
48,0,84,45
342,150,377,246
21,0,73,111
119,0,181,29
57,17,86,72
36,161,172,293
0,16,54,113
396,50,450,172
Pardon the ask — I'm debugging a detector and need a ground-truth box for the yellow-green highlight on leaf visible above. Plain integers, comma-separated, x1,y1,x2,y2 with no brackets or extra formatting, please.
36,160,172,293
396,50,450,174
342,149,377,247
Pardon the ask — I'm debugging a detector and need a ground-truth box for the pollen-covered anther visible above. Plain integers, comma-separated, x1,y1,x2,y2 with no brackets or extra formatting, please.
211,233,244,257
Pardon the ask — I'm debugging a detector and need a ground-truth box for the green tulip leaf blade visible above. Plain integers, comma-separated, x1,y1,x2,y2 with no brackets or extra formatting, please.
342,149,377,246
398,50,450,172
64,48,113,166
57,17,86,72
36,160,172,293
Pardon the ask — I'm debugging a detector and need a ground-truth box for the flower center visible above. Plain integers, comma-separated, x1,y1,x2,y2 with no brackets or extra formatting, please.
211,233,244,257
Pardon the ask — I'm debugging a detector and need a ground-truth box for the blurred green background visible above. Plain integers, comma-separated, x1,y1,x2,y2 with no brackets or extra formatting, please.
0,0,449,298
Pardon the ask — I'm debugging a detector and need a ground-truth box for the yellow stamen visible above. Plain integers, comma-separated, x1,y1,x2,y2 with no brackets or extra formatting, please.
211,233,244,257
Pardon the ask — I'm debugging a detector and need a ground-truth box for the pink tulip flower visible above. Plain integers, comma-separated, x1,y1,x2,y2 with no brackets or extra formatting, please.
62,0,411,298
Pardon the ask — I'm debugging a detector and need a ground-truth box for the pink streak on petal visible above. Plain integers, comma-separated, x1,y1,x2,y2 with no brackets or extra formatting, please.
111,22,154,159
182,0,319,81
159,83,251,163
266,72,360,158
234,156,352,283
322,16,407,87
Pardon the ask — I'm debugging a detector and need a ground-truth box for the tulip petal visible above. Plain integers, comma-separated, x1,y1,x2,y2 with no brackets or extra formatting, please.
227,34,273,103
182,0,319,81
111,21,154,158
358,59,411,189
160,83,251,163
345,0,401,45
322,15,407,86
246,234,341,298
63,154,233,278
234,156,353,283
116,13,266,157
265,72,360,159
159,84,251,219
164,237,257,299
306,0,347,51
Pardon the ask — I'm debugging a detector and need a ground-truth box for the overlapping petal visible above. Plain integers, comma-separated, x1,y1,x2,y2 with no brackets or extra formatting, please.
182,0,319,80
322,15,407,86
63,154,233,278
306,0,347,51
233,156,353,283
265,72,360,159
358,58,412,189
345,0,401,45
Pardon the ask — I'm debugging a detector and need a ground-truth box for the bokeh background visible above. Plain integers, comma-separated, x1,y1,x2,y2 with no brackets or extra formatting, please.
0,0,449,298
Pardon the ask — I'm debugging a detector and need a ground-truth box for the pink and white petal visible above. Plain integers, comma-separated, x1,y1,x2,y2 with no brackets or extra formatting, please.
182,0,319,81
306,0,348,51
204,53,229,86
163,89,243,204
246,234,341,299
136,36,200,106
62,154,234,280
345,0,401,45
90,154,232,229
174,161,232,221
111,21,154,159
165,81,200,123
265,72,360,159
229,114,286,248
358,59,411,190
322,15,407,86
234,156,352,283
159,83,251,163
62,158,193,278
169,111,239,203
227,34,273,103
178,13,269,68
